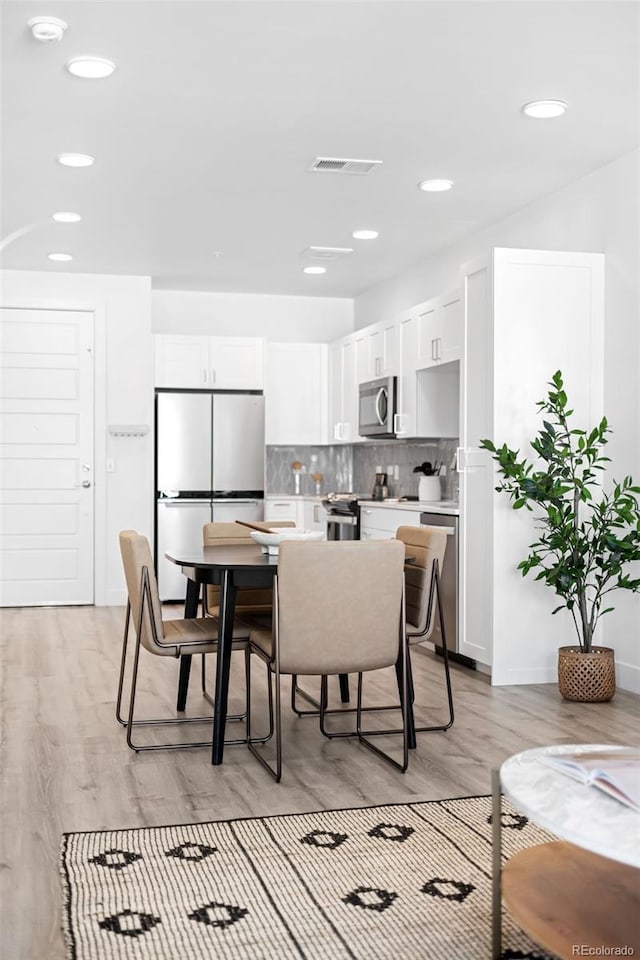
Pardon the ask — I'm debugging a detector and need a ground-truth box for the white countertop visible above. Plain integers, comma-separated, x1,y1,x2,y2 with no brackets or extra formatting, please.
359,499,460,515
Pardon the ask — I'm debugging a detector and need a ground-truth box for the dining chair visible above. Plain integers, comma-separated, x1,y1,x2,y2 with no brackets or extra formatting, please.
292,524,454,737
116,529,271,751
199,520,295,704
245,538,408,782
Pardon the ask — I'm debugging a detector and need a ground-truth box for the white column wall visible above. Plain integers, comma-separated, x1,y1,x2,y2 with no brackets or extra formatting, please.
354,150,640,692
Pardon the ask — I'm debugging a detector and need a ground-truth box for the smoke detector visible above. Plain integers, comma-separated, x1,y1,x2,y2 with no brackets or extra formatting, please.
28,16,68,42
309,157,382,175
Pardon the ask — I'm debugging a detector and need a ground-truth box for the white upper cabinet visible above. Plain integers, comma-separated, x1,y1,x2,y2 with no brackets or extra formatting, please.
329,336,357,443
355,319,398,384
265,342,327,445
395,309,418,437
154,335,264,389
417,289,463,368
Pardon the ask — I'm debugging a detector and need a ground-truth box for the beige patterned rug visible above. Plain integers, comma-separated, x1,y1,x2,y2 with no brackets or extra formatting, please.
61,795,553,959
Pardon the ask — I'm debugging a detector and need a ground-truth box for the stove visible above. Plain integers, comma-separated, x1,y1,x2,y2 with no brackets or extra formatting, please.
321,492,360,539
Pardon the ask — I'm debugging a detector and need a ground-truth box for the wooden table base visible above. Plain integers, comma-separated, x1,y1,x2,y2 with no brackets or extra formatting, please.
502,840,640,960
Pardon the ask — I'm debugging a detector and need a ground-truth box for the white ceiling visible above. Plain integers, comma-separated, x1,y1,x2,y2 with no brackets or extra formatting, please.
1,1,638,298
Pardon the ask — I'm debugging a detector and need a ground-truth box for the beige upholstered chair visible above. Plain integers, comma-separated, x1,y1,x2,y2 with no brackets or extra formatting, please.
393,524,454,732
117,529,258,752
293,524,454,736
199,520,295,704
246,539,408,782
202,520,295,618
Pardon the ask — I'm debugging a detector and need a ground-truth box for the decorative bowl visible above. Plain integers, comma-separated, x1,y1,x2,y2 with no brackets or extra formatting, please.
250,528,324,555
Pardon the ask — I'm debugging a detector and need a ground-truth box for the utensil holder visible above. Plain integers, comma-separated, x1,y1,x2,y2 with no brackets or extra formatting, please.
418,475,441,501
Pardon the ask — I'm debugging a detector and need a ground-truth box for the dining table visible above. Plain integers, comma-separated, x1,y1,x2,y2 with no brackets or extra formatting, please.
166,541,417,765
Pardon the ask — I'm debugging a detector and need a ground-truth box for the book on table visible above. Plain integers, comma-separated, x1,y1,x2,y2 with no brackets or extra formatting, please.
540,748,640,811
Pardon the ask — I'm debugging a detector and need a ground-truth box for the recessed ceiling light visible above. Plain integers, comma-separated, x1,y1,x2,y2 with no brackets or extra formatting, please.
28,16,67,42
66,57,116,79
352,229,379,240
57,153,95,167
48,253,73,262
303,266,326,275
418,179,454,193
52,211,82,223
522,99,567,119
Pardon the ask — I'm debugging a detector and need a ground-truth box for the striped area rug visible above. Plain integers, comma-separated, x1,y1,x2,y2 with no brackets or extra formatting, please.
61,795,553,959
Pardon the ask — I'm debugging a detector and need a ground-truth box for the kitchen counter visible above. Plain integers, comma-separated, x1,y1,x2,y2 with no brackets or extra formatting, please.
359,499,459,515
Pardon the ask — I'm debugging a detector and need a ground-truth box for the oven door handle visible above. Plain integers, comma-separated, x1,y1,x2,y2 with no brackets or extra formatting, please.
375,386,387,426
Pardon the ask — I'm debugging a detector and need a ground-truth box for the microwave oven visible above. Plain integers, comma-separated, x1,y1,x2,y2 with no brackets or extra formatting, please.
358,376,397,438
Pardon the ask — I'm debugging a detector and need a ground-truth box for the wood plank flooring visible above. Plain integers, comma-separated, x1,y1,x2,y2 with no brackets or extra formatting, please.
1,603,637,960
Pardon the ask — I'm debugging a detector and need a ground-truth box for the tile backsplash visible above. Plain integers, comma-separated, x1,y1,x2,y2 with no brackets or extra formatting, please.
266,439,459,500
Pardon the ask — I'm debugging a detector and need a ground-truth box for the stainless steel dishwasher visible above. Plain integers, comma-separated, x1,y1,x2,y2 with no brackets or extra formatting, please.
420,512,460,656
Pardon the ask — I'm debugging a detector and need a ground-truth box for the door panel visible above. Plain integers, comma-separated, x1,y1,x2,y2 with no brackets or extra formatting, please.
0,307,94,606
156,500,212,601
212,394,264,491
156,392,212,492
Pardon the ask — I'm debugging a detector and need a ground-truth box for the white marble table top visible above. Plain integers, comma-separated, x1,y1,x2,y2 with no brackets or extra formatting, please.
500,744,640,868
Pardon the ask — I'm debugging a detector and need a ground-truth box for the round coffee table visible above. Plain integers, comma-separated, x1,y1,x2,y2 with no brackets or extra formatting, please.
492,744,640,960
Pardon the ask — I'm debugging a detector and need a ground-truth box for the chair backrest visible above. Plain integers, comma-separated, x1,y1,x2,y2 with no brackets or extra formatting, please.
395,525,447,640
275,539,405,675
119,530,173,655
203,520,296,614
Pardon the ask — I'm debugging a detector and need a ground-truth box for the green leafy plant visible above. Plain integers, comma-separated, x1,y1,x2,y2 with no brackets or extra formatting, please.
481,370,640,652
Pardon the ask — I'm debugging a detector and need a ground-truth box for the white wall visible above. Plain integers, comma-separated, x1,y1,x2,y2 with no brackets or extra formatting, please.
355,151,640,692
153,289,353,342
0,271,153,606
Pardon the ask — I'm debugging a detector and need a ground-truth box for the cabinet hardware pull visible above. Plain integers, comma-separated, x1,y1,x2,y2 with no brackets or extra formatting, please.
203,368,208,383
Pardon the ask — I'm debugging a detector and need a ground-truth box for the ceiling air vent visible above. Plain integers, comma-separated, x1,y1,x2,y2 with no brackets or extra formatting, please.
303,246,354,261
309,157,382,175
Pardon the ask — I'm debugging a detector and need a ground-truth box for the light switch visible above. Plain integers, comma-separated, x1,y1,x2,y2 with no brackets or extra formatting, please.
106,458,115,473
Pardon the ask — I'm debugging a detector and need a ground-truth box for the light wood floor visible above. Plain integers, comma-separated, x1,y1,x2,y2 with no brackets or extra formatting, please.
1,603,637,960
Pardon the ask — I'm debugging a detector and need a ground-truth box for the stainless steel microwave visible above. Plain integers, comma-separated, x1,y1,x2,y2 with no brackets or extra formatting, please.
358,376,397,438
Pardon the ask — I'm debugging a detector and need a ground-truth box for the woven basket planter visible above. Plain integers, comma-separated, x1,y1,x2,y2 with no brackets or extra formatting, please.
557,646,616,702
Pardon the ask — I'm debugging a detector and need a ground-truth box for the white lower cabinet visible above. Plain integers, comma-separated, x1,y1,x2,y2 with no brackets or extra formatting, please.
359,505,423,540
264,497,325,532
264,498,301,525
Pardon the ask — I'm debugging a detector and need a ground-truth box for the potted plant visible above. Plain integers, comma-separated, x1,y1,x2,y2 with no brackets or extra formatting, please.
480,370,640,701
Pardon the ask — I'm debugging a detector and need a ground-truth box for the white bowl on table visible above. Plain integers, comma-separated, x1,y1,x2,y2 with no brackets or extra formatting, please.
250,528,324,555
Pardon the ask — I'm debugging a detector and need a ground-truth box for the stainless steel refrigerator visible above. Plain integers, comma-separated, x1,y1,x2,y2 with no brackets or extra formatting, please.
155,390,265,601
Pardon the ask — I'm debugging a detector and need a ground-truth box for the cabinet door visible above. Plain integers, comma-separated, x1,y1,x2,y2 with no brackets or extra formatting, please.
265,342,327,445
440,291,463,363
381,320,398,375
328,342,344,441
154,334,210,387
302,499,325,532
264,498,301,525
355,332,372,385
396,311,417,436
416,299,440,368
210,336,264,389
341,338,357,442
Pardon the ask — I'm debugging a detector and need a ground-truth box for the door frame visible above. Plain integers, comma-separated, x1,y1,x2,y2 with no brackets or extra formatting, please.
0,295,108,605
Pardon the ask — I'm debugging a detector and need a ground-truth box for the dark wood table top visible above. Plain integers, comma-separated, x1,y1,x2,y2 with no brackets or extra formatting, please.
166,543,278,571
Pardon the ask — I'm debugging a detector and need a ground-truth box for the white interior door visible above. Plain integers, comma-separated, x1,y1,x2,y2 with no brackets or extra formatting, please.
0,307,94,606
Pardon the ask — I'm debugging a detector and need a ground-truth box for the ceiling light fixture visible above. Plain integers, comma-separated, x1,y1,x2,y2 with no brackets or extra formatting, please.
57,153,95,167
522,99,567,119
52,211,82,223
28,16,68,42
48,253,73,261
303,266,326,275
418,179,454,193
66,57,116,79
352,229,379,240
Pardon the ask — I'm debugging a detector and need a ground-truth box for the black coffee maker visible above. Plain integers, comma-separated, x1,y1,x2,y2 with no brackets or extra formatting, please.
372,471,388,501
